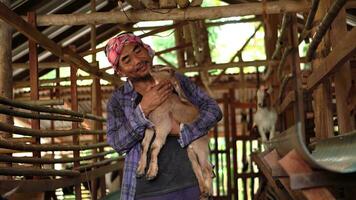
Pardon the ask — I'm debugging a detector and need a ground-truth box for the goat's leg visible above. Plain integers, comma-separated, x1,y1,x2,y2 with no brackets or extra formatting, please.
258,126,267,143
194,136,213,197
146,118,171,180
269,125,276,140
187,146,206,197
136,128,155,178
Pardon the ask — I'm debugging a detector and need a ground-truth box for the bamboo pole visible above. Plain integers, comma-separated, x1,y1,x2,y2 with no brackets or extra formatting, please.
17,99,64,106
0,167,80,177
0,122,105,137
29,1,310,26
0,96,105,122
306,0,347,61
277,46,293,81
0,150,116,164
81,22,187,56
0,138,108,151
299,0,320,43
75,157,122,171
278,73,293,104
0,105,83,122
262,13,291,81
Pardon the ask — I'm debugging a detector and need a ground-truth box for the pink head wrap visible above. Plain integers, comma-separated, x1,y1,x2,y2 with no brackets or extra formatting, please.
105,33,155,72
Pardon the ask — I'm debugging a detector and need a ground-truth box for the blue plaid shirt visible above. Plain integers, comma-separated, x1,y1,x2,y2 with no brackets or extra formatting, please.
106,72,222,200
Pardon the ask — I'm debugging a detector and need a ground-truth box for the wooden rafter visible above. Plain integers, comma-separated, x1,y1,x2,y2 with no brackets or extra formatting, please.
29,1,309,26
0,2,121,85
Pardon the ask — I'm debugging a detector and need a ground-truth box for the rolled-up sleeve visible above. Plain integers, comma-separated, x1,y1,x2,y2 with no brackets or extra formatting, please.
175,73,222,147
106,93,152,154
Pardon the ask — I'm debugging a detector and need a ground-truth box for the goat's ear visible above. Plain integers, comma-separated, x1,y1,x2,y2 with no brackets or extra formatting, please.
266,86,273,94
259,85,266,91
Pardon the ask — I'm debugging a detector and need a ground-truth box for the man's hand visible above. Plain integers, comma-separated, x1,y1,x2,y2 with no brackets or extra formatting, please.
140,80,172,116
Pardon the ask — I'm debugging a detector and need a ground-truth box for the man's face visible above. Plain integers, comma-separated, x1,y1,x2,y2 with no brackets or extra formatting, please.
117,43,152,80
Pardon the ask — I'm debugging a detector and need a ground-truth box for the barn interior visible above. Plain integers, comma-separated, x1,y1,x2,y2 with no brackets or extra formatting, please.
0,0,355,199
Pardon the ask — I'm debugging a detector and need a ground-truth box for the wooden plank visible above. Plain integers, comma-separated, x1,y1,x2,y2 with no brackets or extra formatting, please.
278,150,335,200
30,1,310,26
307,28,356,91
290,171,356,190
0,3,121,84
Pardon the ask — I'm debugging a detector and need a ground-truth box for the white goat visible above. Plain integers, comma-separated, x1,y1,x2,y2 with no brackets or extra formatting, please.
253,85,277,146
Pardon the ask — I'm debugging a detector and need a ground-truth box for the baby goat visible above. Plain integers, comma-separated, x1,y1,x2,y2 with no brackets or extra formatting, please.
253,85,277,147
136,66,213,198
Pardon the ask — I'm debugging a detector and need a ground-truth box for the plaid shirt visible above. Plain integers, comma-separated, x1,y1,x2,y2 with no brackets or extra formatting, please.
107,72,222,200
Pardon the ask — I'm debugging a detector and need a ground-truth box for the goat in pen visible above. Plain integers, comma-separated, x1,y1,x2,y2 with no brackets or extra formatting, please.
253,85,278,149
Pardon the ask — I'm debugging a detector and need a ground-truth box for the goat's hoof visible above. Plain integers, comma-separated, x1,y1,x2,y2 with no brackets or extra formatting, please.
199,193,209,200
136,171,145,178
146,167,158,180
146,174,157,181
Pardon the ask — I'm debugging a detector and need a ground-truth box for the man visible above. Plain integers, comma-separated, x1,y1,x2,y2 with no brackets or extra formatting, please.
105,33,222,200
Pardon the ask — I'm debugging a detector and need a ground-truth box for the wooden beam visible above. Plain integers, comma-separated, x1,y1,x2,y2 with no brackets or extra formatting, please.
306,28,356,91
310,1,335,139
0,2,121,85
177,60,271,73
30,1,309,26
330,5,353,134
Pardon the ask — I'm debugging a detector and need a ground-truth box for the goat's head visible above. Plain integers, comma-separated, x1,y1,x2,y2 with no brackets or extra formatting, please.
256,85,272,108
150,65,175,84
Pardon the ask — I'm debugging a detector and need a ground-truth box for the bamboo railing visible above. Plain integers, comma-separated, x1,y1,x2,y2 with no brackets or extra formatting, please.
0,96,122,195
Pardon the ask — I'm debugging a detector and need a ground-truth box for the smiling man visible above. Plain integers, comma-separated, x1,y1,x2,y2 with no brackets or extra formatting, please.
105,33,222,200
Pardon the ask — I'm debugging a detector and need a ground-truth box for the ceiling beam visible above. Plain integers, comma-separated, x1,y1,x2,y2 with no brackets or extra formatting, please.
0,2,122,85
29,1,309,26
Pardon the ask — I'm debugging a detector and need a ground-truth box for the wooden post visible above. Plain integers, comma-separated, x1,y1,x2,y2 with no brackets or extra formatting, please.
329,2,353,134
28,12,41,166
91,1,106,195
183,25,195,66
263,14,279,105
174,21,185,68
0,0,12,174
229,89,238,199
223,93,232,199
70,45,82,200
288,15,306,140
0,0,12,140
311,1,335,139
